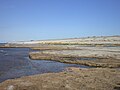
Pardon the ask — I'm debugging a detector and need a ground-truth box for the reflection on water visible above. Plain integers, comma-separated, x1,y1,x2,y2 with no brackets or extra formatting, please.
0,48,90,83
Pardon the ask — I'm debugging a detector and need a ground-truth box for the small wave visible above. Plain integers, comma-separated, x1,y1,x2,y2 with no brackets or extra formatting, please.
0,50,4,52
4,53,8,56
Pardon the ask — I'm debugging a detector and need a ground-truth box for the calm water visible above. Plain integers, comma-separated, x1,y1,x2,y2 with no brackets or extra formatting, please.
0,48,90,83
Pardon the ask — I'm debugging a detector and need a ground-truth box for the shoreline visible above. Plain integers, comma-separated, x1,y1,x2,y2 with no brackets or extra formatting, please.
0,67,120,90
29,51,120,68
0,36,120,90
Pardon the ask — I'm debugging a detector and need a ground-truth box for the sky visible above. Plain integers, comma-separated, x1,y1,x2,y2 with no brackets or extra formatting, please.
0,0,120,42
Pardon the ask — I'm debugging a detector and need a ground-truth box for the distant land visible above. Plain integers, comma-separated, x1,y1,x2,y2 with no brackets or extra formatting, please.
4,35,120,44
0,35,118,48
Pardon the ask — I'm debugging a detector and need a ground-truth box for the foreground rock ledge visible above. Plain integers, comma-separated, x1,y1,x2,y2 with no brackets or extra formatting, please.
0,67,120,90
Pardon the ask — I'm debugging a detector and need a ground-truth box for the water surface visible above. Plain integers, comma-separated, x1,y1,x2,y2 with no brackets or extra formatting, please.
0,48,89,83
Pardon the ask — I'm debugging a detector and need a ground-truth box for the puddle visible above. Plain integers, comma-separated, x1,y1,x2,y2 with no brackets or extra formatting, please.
63,57,97,61
75,57,96,60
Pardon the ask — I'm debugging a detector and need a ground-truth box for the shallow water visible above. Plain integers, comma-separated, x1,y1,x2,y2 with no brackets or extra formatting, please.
63,57,97,60
75,57,96,60
0,48,90,83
